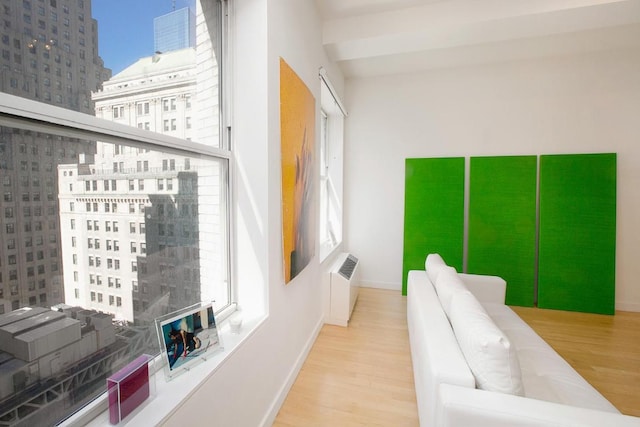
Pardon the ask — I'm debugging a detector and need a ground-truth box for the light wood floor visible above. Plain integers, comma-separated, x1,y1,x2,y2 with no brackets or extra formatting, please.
273,288,640,426
273,288,419,426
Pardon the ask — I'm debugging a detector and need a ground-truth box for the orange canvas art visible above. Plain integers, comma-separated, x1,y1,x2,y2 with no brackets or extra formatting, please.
280,58,316,284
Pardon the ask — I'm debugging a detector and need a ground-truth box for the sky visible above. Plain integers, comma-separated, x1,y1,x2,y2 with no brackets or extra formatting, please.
92,0,195,75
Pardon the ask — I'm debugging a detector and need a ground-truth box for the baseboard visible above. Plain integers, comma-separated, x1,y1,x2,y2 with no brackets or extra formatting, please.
616,301,640,313
360,280,401,291
259,316,324,427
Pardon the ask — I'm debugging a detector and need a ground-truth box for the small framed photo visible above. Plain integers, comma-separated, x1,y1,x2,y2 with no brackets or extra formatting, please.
155,301,222,381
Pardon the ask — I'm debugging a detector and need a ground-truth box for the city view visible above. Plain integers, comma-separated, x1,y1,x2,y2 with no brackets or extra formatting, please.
0,1,228,425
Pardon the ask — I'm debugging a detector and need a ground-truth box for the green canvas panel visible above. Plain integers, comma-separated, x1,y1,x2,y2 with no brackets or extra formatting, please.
538,153,616,314
402,157,465,295
468,156,537,307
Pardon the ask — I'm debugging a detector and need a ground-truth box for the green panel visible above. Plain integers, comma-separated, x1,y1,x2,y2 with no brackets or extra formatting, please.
467,156,537,307
402,157,465,295
538,153,616,314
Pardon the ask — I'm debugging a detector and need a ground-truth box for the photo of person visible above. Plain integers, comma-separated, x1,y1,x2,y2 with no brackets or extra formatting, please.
158,305,220,373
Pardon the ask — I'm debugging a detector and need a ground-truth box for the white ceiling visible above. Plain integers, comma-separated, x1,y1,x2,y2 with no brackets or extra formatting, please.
316,0,640,77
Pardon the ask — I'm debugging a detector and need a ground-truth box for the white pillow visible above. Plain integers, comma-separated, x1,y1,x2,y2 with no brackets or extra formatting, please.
449,290,525,396
434,266,468,318
425,253,447,285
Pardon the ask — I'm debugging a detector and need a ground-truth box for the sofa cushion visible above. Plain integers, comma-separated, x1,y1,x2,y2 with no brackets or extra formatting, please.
449,291,525,396
425,253,447,285
434,266,468,318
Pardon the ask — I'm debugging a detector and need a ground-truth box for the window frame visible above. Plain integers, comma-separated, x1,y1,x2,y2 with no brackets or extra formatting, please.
0,0,234,424
0,89,235,415
318,68,347,261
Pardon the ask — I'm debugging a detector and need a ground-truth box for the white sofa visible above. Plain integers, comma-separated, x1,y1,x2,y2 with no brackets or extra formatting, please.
407,254,640,427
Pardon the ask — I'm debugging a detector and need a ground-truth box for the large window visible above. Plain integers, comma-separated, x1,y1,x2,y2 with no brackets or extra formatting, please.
319,69,346,260
0,1,229,425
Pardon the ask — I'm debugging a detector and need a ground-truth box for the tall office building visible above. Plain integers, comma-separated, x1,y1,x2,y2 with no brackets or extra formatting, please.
154,7,196,54
59,48,205,323
0,0,110,314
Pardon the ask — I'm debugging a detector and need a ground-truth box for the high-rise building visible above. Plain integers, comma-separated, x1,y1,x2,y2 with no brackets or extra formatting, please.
0,0,110,314
154,7,196,54
59,48,205,323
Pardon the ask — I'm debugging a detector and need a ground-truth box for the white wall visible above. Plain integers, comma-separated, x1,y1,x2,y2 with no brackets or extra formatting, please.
162,0,345,426
345,48,640,312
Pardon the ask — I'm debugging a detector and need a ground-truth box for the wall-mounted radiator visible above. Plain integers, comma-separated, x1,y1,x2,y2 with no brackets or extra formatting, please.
324,253,360,326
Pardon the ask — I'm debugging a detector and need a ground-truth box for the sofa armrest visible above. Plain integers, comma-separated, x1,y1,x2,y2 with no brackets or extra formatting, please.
458,273,506,304
438,384,640,427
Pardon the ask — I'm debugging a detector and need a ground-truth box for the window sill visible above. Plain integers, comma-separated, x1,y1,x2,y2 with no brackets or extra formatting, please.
319,239,341,264
62,312,267,426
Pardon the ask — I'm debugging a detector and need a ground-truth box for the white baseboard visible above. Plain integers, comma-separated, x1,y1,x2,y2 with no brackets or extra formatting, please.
615,301,640,313
259,316,324,427
360,280,401,291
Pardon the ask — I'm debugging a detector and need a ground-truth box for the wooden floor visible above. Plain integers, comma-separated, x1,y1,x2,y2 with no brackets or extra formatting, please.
273,288,640,426
273,288,419,426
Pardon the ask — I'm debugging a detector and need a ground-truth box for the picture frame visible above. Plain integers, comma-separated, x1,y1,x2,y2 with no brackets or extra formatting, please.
155,301,222,381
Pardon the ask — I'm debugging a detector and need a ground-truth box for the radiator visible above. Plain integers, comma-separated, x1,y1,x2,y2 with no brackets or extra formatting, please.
324,253,360,326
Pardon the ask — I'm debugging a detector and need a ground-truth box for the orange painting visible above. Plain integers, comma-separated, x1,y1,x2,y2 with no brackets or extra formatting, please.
280,58,316,284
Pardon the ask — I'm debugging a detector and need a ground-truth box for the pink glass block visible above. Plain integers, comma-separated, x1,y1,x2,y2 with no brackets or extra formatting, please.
107,354,152,424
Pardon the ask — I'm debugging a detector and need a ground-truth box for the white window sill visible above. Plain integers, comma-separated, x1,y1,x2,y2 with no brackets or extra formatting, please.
61,312,267,426
319,239,341,263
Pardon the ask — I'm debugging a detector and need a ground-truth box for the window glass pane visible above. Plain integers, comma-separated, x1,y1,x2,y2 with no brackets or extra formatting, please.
0,0,223,149
0,123,228,425
0,0,227,424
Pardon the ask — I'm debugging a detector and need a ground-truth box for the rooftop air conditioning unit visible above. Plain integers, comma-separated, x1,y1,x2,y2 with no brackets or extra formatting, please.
324,253,360,326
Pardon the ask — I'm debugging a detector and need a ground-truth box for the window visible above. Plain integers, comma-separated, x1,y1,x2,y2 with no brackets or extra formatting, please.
112,105,124,118
0,1,229,425
137,101,149,115
318,71,346,260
